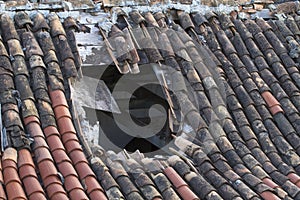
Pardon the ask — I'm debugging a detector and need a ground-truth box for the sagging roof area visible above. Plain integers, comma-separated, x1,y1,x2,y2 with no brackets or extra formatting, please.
0,0,300,200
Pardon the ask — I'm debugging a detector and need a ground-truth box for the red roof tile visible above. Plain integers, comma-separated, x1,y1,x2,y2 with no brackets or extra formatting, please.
260,191,281,200
76,162,95,180
288,173,300,188
57,161,78,177
32,136,49,151
23,115,40,126
43,175,62,188
51,149,71,164
4,167,21,185
269,105,284,116
65,140,83,154
19,163,38,180
26,121,45,138
261,91,283,115
61,133,79,144
69,150,88,166
163,167,199,200
44,126,61,138
18,149,35,168
56,117,77,135
6,182,27,200
0,158,3,184
2,148,26,200
22,177,46,199
0,184,6,200
38,160,59,181
35,146,53,164
84,176,107,199
47,135,65,152
50,87,107,199
64,175,88,199
262,178,280,189
49,89,68,109
53,105,72,121
46,183,69,200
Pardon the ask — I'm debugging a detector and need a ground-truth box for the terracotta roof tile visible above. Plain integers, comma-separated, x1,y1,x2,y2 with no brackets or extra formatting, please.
81,176,106,199
61,133,79,145
261,91,284,115
69,150,88,166
53,106,72,121
46,134,64,151
64,175,87,196
42,125,87,198
75,162,97,180
263,177,280,188
18,148,38,174
88,189,108,200
38,160,59,181
4,166,21,185
0,162,2,185
269,105,284,116
0,184,6,200
51,149,71,164
48,89,68,109
42,174,62,188
163,167,199,200
50,91,107,200
56,161,77,177
287,173,300,188
43,126,60,138
260,191,281,200
34,145,53,164
46,182,69,200
2,148,26,200
169,156,219,199
64,140,83,154
22,177,46,199
56,117,77,135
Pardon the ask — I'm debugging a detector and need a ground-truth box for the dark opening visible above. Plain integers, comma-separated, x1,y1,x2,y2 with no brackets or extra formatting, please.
125,138,160,153
89,64,172,153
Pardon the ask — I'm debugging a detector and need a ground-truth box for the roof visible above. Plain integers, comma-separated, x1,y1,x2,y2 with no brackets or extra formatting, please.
0,11,107,199
1,2,300,200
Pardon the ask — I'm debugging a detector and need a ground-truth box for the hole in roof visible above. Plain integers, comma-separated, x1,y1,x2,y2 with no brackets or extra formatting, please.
82,64,173,153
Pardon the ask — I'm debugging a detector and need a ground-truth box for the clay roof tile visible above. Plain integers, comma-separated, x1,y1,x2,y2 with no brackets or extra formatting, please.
49,89,68,109
287,173,300,188
260,191,281,200
163,167,199,199
51,149,71,164
61,132,79,144
57,117,77,135
69,150,88,166
46,183,68,200
2,148,27,199
53,106,71,121
76,162,95,180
